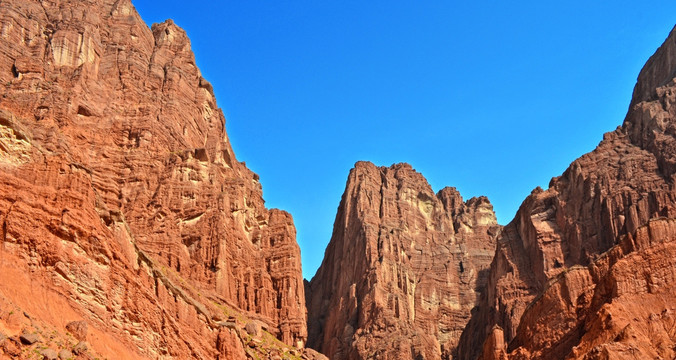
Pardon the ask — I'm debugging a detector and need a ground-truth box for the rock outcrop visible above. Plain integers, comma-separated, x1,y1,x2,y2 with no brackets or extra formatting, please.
456,25,676,359
504,218,676,359
0,0,306,358
306,162,501,359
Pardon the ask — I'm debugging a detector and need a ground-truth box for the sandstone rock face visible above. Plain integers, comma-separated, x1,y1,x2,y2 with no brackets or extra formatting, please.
306,162,501,359
0,0,305,358
456,25,676,360
497,219,676,360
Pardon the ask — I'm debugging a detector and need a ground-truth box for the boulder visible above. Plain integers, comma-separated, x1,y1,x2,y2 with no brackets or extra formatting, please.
65,320,88,341
19,333,39,345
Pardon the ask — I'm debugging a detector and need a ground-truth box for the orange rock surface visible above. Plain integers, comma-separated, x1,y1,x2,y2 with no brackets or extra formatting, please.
456,25,676,360
306,162,501,359
3,0,676,359
0,0,307,358
306,23,676,360
504,219,676,360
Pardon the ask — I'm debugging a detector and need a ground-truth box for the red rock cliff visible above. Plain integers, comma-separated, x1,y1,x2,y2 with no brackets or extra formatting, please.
456,25,676,360
306,162,501,359
0,0,306,358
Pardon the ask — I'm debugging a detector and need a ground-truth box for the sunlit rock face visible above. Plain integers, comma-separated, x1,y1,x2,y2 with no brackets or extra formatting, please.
0,0,305,358
306,161,501,359
456,25,676,360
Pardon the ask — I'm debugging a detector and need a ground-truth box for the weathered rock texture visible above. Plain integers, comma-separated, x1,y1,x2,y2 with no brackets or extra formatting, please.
456,25,676,359
505,219,676,359
0,0,306,358
306,162,501,359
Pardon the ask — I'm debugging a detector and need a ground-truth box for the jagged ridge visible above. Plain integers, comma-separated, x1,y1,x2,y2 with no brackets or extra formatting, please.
456,25,676,360
306,161,501,359
0,0,313,359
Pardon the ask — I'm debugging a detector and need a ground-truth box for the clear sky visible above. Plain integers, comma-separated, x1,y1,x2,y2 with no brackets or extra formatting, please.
132,1,676,280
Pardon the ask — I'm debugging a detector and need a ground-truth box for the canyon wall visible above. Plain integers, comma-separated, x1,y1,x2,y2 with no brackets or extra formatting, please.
0,0,308,358
308,24,676,360
2,1,676,359
306,162,501,359
456,25,676,360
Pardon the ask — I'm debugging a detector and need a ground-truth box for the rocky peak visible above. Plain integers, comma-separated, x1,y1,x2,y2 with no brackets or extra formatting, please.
0,0,307,358
307,161,500,359
457,25,676,360
152,19,190,49
628,25,676,108
622,25,676,179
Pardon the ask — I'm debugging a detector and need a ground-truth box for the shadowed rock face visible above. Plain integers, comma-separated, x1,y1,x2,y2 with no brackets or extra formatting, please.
0,0,305,358
306,162,501,359
456,25,676,360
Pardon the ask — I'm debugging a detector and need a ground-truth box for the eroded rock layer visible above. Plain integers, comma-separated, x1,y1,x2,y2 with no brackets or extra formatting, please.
306,162,501,359
456,25,676,360
504,218,676,360
0,0,306,358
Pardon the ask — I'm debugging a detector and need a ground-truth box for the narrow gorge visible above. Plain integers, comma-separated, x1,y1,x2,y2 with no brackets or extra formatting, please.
1,1,676,360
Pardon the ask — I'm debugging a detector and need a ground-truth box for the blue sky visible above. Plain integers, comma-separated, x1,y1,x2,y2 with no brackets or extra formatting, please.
132,1,676,279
